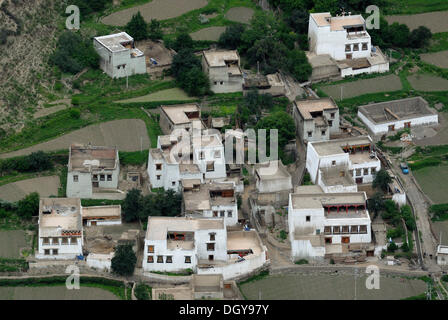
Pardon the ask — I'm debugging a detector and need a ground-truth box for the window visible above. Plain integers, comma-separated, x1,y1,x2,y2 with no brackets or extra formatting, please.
107,175,112,181
156,175,161,180
316,229,320,235
324,226,331,234
93,174,98,181
147,245,154,253
353,43,359,51
214,151,221,159
61,238,68,245
100,174,105,181
220,210,225,217
213,211,218,217
208,255,214,261
321,130,326,136
307,131,313,138
52,249,58,255
157,256,163,263
345,44,351,52
388,124,395,132
330,113,335,119
362,43,368,50
356,169,362,176
371,167,376,174
185,256,191,264
360,225,368,234
43,238,50,245
73,175,78,182
227,210,232,217
166,256,173,263
325,237,332,244
328,120,333,126
350,226,358,234
214,81,217,85
70,238,78,245
209,233,215,241
220,81,223,85
342,226,349,234
363,168,369,175
206,161,215,172
333,226,341,234
332,160,336,166
172,181,176,186
52,237,59,245
199,151,205,160
207,243,215,251
147,256,154,263
44,249,50,255
306,215,311,222
156,164,162,170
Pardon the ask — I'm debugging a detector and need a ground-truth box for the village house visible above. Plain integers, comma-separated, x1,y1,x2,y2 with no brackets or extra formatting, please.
307,12,389,78
243,73,286,96
357,97,438,135
293,98,340,143
254,160,293,194
93,32,146,78
81,205,122,227
147,133,226,191
436,245,448,266
183,181,238,227
36,198,83,260
306,136,381,186
202,50,244,93
288,186,373,260
159,104,205,135
66,144,120,199
142,216,268,280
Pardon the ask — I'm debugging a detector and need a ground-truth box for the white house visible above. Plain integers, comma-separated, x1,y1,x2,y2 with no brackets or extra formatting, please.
306,136,381,185
183,181,238,226
288,186,372,260
158,104,205,135
147,133,226,191
66,144,120,199
36,198,83,260
436,245,448,266
142,216,268,280
93,32,146,78
308,12,389,77
81,205,122,227
293,98,340,143
254,160,293,194
202,50,243,93
357,97,438,135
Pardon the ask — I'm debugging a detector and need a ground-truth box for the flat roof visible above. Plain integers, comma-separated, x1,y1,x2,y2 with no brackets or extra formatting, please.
295,98,338,120
320,166,355,187
203,50,239,67
184,182,235,212
82,205,121,219
358,97,436,124
310,136,372,156
39,198,82,236
146,216,225,240
294,185,323,194
227,230,263,256
160,104,200,125
94,32,133,52
291,192,366,210
192,134,223,148
255,160,291,181
311,13,365,31
69,144,117,172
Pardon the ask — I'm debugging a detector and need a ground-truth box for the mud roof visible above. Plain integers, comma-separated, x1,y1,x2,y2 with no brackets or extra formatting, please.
69,144,118,172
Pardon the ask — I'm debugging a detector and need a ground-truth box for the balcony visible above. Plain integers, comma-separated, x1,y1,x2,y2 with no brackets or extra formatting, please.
347,31,369,40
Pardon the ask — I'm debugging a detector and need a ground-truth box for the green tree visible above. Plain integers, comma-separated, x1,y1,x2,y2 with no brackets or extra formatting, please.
111,244,137,276
134,283,150,300
372,169,392,192
122,189,143,222
28,151,53,172
388,22,411,48
255,111,295,150
125,11,148,41
286,49,312,82
148,19,163,41
367,192,385,219
218,24,246,49
171,33,194,52
17,192,39,219
410,26,432,48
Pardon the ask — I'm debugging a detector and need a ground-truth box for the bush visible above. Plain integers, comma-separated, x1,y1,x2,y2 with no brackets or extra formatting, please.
134,283,151,300
69,108,81,119
279,230,287,240
125,11,148,41
16,192,39,219
386,227,403,239
387,242,398,252
409,158,442,170
111,244,137,276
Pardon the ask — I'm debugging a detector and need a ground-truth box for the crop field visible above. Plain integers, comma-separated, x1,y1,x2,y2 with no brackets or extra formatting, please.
0,286,119,300
386,0,448,14
432,221,448,245
101,0,208,26
420,51,448,69
320,74,403,101
0,119,150,159
407,74,448,92
239,273,426,300
190,26,227,41
117,88,194,103
0,231,27,258
0,176,60,202
413,165,448,204
225,7,254,24
385,11,448,33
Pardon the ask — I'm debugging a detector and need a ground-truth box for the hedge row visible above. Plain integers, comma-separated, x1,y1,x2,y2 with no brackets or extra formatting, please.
409,157,442,170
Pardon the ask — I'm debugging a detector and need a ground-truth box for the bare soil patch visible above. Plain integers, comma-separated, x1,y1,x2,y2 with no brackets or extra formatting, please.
407,74,448,91
101,0,208,26
0,230,27,258
225,7,254,24
386,11,448,34
0,176,60,202
420,51,448,69
190,26,226,41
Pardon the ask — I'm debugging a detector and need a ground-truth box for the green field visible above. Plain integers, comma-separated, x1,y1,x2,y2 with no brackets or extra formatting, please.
386,0,448,14
239,273,426,300
0,286,119,300
413,165,448,204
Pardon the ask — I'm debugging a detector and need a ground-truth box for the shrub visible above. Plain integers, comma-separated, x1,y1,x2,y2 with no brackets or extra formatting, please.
16,192,39,219
279,230,287,240
111,244,137,276
387,227,403,239
387,242,398,252
134,283,151,300
69,108,81,119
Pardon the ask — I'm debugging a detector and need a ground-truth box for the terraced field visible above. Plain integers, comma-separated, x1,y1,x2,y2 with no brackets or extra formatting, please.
225,7,254,24
0,230,27,258
117,87,194,103
407,74,448,92
190,26,227,41
0,286,119,300
385,11,448,33
320,74,403,101
240,273,426,300
0,176,60,202
413,165,448,204
420,51,448,69
0,119,150,159
101,0,208,26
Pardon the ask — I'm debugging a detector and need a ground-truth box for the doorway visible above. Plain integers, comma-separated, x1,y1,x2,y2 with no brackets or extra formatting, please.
342,237,350,244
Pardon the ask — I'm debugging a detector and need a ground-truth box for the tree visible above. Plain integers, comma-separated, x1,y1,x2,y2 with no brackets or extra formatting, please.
134,283,150,300
388,22,410,48
372,169,392,192
367,192,385,219
122,189,143,222
17,192,39,219
255,111,295,150
410,26,432,48
171,33,194,52
73,0,112,16
50,31,99,74
148,19,163,41
28,151,53,172
125,11,148,41
111,244,136,276
218,24,246,49
286,49,312,82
